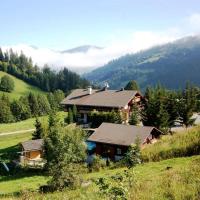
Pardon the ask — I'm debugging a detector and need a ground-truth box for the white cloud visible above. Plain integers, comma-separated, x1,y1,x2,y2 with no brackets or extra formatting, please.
2,13,200,72
1,32,177,71
188,13,200,27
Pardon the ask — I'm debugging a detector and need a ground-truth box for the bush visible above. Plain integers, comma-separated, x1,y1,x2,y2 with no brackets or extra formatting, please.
124,137,141,168
88,155,107,172
88,110,122,128
0,75,14,92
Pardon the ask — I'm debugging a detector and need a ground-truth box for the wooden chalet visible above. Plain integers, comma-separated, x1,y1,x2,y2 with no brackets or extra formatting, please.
20,139,45,167
87,123,163,161
61,86,143,124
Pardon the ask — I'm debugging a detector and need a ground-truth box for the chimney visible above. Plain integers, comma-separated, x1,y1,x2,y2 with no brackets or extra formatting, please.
103,82,109,90
88,86,92,95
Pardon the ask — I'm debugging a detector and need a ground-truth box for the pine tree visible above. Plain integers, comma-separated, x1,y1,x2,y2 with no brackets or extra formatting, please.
68,108,74,124
142,84,170,133
166,92,179,128
32,118,43,139
129,105,140,125
48,110,60,128
0,48,4,61
72,105,77,122
178,83,196,127
53,90,65,109
0,97,14,123
19,96,32,119
124,80,140,90
37,94,51,116
47,93,58,111
28,92,39,116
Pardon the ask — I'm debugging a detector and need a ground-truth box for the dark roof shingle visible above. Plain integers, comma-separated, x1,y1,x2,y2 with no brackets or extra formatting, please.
21,139,43,151
87,123,162,146
61,89,139,108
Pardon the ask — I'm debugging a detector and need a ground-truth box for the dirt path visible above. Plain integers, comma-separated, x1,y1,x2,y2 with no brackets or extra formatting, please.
0,129,35,136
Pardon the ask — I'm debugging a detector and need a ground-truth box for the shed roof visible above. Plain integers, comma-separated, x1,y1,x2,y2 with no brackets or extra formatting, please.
61,89,140,108
21,139,43,151
87,123,162,146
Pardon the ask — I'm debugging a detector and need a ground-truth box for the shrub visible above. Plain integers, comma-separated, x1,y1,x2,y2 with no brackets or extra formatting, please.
124,137,141,168
0,75,14,92
88,155,107,172
88,110,122,128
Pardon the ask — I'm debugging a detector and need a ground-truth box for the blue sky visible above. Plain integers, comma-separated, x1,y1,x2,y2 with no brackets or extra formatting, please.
1,0,200,49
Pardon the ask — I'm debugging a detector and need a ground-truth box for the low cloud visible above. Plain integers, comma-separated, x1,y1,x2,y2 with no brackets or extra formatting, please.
2,13,200,72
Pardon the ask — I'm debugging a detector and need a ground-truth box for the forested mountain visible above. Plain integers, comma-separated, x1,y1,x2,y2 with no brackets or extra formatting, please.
85,35,200,90
0,48,90,93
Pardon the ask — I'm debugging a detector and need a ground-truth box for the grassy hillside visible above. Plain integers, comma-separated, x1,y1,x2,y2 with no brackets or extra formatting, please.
1,156,199,199
85,35,200,90
142,126,200,162
0,111,66,134
0,71,45,99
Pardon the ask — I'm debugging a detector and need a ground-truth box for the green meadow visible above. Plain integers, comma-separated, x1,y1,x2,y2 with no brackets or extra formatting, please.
0,126,199,199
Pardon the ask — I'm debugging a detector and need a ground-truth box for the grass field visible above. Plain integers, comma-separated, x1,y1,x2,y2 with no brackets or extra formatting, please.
0,111,66,133
0,71,45,100
0,122,199,199
0,155,199,199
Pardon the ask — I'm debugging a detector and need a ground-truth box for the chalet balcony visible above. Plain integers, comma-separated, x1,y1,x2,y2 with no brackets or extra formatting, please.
20,156,45,168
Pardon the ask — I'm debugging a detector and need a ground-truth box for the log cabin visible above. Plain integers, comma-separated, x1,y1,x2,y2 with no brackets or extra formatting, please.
61,86,143,124
87,123,163,161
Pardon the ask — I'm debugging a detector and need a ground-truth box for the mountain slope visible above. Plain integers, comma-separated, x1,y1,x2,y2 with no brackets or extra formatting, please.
85,35,200,90
0,71,45,99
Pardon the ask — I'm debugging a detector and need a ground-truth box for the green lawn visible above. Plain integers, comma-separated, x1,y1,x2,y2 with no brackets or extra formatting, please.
0,132,32,150
0,174,48,196
0,132,32,163
0,111,66,133
0,71,45,100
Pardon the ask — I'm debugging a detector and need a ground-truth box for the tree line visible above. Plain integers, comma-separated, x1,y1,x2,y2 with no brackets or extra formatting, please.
0,90,64,123
125,80,200,133
0,48,90,93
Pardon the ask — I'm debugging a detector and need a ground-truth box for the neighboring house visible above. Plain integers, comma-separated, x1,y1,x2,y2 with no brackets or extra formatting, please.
87,123,163,161
20,139,45,167
61,86,143,123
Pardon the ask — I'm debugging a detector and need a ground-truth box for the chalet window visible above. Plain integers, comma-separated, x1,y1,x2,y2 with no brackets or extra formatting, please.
116,148,122,155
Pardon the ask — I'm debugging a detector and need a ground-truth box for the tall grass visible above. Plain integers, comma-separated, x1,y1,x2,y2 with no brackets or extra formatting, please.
142,126,200,162
130,157,200,200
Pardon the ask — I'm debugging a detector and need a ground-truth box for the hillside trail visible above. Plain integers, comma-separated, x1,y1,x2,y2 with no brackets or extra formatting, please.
0,129,35,137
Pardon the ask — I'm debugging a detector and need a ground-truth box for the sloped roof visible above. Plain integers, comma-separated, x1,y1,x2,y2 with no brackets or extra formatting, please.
87,123,162,146
61,89,139,108
21,139,43,151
